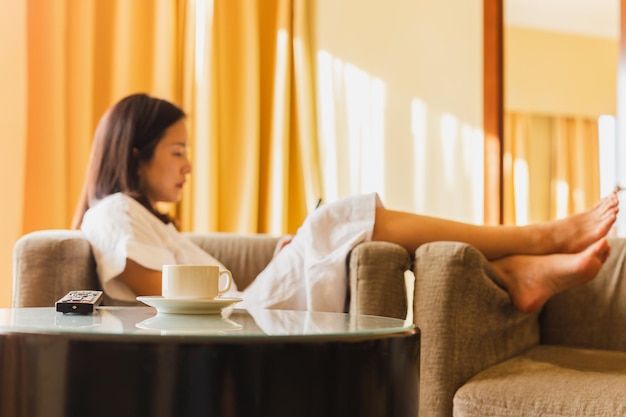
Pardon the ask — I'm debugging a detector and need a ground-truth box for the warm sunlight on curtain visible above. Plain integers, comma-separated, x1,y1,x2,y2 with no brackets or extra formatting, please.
3,0,318,307
18,0,318,235
503,112,600,225
180,0,320,235
22,0,181,233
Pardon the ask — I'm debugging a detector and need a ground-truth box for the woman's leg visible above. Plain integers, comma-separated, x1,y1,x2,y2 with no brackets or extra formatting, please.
371,191,619,260
370,191,618,313
491,237,610,313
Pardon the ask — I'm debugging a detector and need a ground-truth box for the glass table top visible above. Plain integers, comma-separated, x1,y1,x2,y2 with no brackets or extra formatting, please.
0,306,414,340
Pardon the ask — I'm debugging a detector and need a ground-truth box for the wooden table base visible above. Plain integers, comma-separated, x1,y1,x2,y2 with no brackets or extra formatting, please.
1,331,420,417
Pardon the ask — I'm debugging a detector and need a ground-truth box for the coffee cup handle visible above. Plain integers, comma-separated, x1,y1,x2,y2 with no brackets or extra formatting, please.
218,269,233,295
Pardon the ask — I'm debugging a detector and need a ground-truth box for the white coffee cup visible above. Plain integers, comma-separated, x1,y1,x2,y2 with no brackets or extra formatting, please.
162,265,232,299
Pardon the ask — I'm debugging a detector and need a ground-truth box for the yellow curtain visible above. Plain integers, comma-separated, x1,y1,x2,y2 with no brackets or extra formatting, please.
1,0,320,307
21,0,181,233
180,0,320,235
551,117,600,218
17,0,319,235
503,112,600,225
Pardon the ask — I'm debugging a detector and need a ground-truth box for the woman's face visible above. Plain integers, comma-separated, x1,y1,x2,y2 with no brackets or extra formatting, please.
138,119,192,207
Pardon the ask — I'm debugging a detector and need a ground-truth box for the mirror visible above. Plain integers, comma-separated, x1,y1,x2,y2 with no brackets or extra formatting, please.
502,0,620,224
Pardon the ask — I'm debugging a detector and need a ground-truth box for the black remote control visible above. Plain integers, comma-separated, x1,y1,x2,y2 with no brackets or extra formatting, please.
56,290,103,314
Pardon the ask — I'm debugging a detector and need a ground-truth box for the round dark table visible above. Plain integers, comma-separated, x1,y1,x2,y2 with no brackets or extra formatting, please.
0,306,419,417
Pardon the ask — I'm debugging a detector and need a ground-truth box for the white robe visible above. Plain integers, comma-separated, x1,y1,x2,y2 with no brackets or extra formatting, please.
81,192,381,312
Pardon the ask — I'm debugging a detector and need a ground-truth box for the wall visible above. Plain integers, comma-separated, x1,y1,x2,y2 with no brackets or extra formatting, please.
0,3,26,308
506,26,618,116
312,0,484,222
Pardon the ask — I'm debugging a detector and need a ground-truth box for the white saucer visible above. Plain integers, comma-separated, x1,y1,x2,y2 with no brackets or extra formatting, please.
136,296,243,315
136,314,242,335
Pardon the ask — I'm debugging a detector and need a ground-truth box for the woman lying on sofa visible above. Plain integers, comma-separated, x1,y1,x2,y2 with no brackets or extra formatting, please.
71,93,620,314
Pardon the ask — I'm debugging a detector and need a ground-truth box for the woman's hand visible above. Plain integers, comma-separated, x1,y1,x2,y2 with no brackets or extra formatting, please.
273,234,294,258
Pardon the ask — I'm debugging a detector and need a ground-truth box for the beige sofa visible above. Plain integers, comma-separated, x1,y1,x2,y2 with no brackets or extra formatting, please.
11,230,411,318
13,230,626,416
414,239,626,417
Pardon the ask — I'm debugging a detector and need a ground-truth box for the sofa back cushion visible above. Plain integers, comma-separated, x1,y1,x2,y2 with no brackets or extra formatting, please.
541,237,626,351
12,230,280,308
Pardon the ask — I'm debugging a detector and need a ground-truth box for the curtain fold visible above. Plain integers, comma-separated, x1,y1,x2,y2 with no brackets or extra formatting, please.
182,0,320,235
503,111,600,225
18,0,319,237
22,0,181,233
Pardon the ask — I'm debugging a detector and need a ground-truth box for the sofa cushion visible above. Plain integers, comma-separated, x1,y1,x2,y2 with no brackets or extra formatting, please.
454,345,626,417
541,238,626,351
186,232,279,291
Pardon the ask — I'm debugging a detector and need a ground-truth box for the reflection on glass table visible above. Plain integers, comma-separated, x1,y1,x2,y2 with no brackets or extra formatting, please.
0,306,413,339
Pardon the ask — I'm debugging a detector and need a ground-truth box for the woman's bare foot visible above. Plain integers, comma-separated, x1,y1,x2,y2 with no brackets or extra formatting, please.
532,191,619,255
491,238,611,313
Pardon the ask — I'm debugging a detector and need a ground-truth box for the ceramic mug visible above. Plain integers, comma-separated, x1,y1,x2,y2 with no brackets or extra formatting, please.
162,265,232,299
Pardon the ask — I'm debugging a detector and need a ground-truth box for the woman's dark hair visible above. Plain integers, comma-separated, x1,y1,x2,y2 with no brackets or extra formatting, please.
72,93,185,228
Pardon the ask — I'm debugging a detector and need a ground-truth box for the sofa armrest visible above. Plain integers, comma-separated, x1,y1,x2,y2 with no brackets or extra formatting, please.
540,237,626,350
413,241,540,417
12,230,99,307
347,241,411,319
185,232,280,291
